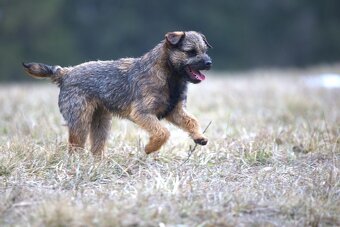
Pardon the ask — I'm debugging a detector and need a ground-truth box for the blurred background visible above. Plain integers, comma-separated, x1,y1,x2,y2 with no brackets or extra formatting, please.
0,0,340,81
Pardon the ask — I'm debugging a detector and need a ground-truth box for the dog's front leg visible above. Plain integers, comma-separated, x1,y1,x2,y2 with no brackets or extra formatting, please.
166,101,208,146
130,112,170,154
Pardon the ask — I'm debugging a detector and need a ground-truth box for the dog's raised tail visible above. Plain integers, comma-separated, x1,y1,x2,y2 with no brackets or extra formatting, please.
22,62,65,84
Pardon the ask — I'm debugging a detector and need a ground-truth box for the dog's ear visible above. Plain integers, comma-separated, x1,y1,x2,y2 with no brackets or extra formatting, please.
165,31,185,46
201,34,213,48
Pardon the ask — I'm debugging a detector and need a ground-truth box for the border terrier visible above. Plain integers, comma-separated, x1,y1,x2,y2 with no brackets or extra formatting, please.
23,31,212,155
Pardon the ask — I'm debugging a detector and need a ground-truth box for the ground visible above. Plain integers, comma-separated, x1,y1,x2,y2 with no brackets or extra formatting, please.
0,67,339,226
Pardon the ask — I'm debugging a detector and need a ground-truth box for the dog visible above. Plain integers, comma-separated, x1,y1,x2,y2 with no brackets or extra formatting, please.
23,31,212,155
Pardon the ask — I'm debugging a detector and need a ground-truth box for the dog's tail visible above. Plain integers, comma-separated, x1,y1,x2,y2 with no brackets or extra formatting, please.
22,62,66,85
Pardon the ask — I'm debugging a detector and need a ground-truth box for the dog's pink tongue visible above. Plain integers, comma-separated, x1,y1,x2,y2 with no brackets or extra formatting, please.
192,70,206,81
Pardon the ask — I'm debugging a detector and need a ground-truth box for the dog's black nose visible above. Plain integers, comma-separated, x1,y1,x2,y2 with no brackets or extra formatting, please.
205,60,212,67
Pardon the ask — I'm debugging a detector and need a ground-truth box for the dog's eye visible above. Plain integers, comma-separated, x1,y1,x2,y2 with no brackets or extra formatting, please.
187,49,197,56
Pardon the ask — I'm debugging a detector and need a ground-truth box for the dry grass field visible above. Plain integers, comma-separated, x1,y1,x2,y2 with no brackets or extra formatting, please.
0,67,339,226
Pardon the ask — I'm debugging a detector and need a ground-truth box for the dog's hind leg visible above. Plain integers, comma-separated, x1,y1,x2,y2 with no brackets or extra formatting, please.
89,106,112,156
59,91,96,153
68,126,89,153
130,112,170,154
67,107,94,153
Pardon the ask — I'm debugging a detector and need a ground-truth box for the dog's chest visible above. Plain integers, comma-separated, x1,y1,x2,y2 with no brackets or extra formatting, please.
156,78,187,119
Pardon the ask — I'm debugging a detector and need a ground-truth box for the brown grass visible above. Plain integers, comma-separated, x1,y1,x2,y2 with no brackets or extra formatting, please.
0,67,339,226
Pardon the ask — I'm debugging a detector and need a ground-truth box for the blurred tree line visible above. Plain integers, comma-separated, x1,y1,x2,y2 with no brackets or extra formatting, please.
0,0,340,81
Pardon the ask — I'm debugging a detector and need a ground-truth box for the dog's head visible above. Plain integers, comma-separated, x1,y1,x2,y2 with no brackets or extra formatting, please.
165,31,212,84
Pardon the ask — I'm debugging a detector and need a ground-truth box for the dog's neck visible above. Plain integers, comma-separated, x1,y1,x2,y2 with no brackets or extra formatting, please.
140,42,167,68
139,42,185,82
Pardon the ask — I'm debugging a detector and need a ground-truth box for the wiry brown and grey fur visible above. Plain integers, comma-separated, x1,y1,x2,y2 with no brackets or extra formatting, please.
23,31,212,155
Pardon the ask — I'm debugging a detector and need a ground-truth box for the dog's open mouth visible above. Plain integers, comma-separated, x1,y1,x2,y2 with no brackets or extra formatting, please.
185,66,206,83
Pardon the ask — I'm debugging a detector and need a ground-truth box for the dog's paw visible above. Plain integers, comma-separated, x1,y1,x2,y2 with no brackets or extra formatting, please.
194,137,208,146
